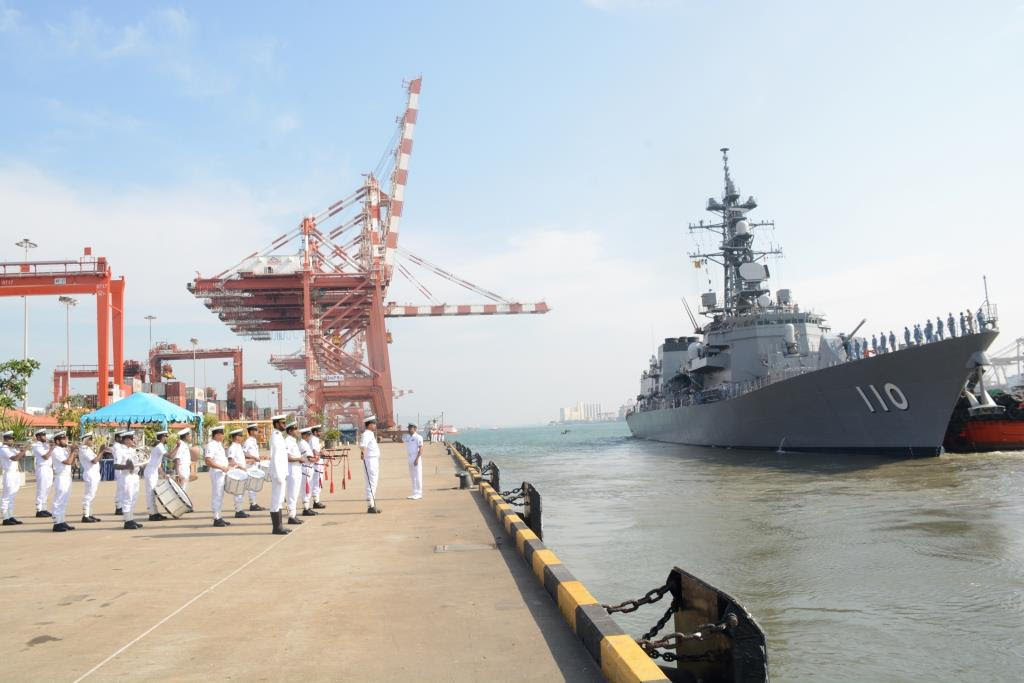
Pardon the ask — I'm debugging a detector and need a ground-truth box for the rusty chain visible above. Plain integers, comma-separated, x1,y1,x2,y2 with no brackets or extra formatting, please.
638,613,739,661
602,584,670,615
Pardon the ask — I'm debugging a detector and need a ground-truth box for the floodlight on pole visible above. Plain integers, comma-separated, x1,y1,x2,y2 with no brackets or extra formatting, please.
144,315,156,354
58,296,77,404
15,238,38,409
189,337,199,404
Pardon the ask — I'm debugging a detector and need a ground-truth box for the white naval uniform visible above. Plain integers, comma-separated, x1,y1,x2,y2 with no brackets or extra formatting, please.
403,432,424,498
32,441,53,512
309,434,323,503
79,445,100,518
144,443,168,515
242,436,261,504
51,445,72,524
285,435,302,517
1,444,22,520
117,446,141,522
206,440,228,520
299,438,314,510
269,430,287,512
172,442,191,492
227,442,247,512
112,442,125,510
359,429,380,504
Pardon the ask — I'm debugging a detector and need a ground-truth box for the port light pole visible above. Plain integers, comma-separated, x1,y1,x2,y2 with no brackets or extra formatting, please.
58,296,77,404
15,238,38,409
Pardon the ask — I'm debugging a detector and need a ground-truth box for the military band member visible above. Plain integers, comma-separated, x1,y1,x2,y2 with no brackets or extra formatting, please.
403,423,424,500
299,427,317,517
32,428,54,518
268,414,290,535
205,427,231,527
78,433,102,523
243,423,264,511
145,431,171,522
359,416,382,514
227,428,250,518
172,429,193,491
114,431,143,529
111,431,125,515
1,431,25,525
284,422,303,525
50,431,77,532
309,424,325,509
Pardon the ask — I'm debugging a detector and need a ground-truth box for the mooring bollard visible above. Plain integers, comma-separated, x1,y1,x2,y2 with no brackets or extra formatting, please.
456,470,472,489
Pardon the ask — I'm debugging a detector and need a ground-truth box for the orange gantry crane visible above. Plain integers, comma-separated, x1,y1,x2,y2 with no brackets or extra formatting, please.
52,360,146,404
229,381,284,417
0,247,126,406
188,77,549,427
148,343,243,419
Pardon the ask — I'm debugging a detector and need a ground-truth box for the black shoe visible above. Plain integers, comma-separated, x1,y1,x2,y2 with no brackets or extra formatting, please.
10,517,22,525
134,521,144,528
312,502,326,509
367,506,382,514
36,510,51,518
53,523,68,532
234,511,250,518
249,503,265,511
63,523,76,531
82,516,94,523
213,518,229,527
301,508,317,516
149,513,168,521
123,521,137,529
88,516,102,522
270,511,290,535
3,518,18,526
287,516,303,525
115,508,123,516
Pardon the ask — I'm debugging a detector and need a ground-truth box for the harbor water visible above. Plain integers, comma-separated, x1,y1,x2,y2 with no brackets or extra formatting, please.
458,423,1024,682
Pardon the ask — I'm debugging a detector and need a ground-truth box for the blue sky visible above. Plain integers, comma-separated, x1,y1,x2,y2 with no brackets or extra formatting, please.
1,1,1022,425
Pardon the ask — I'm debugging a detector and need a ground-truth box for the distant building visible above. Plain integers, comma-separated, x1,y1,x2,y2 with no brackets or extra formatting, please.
559,401,622,423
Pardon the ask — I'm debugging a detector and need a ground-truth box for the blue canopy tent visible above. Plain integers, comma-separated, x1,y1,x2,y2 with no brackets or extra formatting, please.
80,392,203,435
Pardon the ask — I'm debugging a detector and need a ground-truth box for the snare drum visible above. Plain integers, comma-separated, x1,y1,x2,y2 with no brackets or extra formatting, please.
155,477,193,518
260,460,271,482
224,469,249,495
246,467,266,492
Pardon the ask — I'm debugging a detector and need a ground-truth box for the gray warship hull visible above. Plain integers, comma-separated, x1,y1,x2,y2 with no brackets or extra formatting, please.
627,331,998,456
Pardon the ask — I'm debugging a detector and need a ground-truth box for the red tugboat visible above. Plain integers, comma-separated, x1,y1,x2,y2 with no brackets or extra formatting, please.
944,335,1024,452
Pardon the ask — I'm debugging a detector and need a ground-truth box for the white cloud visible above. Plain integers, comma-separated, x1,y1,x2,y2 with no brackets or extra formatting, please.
0,0,20,32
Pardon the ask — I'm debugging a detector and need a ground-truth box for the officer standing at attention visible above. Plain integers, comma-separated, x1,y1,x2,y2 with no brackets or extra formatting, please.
226,428,250,519
114,431,143,530
299,427,318,517
145,430,170,522
871,334,878,354
50,431,77,532
308,425,326,510
936,317,945,341
403,423,424,500
284,422,304,525
924,319,934,343
268,414,290,535
172,429,192,491
1,431,25,525
111,431,125,515
879,332,888,354
359,416,382,514
78,433,102,523
977,307,987,331
32,429,54,518
948,312,957,338
903,327,912,348
888,330,897,353
243,423,264,512
960,311,968,336
205,426,231,527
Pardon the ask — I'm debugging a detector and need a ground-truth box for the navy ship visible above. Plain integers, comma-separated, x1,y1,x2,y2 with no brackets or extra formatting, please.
626,149,998,456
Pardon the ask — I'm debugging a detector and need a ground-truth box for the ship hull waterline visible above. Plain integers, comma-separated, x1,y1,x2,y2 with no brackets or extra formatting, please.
626,331,998,457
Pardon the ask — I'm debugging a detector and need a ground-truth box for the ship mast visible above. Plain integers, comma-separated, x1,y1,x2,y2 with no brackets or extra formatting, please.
688,148,781,317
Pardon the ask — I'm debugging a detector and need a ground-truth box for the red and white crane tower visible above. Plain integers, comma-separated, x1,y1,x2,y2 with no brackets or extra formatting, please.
188,77,548,427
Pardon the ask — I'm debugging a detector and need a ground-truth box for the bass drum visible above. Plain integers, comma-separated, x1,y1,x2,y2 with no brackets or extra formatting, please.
155,477,193,518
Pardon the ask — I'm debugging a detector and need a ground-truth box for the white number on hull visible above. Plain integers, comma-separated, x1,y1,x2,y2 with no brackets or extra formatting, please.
855,383,909,413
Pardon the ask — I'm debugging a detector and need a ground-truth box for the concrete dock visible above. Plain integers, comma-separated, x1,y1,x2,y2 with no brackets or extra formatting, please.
0,442,602,681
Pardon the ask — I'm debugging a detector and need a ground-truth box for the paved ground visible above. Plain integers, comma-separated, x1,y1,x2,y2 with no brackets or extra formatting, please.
0,441,601,682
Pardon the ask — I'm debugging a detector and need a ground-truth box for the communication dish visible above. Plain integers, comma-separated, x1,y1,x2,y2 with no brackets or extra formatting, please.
739,262,768,281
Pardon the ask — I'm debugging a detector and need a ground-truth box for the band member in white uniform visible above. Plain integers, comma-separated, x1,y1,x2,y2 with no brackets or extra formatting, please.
114,431,143,529
226,428,250,519
50,431,77,532
111,431,125,515
172,429,192,491
145,431,171,522
308,425,326,510
32,429,54,518
78,433,102,523
403,423,424,500
205,427,231,527
299,428,317,517
268,414,290,535
359,416,382,514
1,431,25,525
284,422,304,525
243,423,264,511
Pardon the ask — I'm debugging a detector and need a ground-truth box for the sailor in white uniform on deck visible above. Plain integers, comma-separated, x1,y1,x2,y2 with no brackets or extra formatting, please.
115,432,143,529
268,414,290,535
32,429,54,518
299,427,317,517
1,431,26,525
226,428,250,518
145,430,171,522
243,423,264,511
50,431,77,532
78,433,102,523
172,429,192,491
403,423,424,500
284,422,304,525
359,416,382,514
111,431,125,515
205,426,231,527
308,425,326,510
